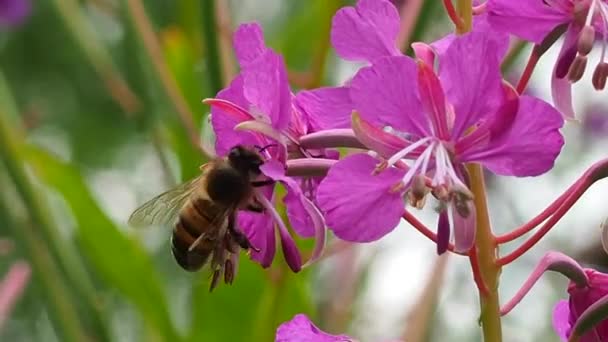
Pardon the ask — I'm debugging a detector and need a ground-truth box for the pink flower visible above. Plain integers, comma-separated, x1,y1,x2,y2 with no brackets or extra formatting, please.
0,0,30,27
553,269,608,341
317,32,564,253
275,314,353,342
487,0,608,119
205,23,351,271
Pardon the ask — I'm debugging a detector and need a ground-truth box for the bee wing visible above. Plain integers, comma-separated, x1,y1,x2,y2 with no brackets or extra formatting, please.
128,176,203,228
200,114,217,158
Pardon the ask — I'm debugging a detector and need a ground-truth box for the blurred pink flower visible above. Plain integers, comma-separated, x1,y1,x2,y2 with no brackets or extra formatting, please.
0,0,30,27
0,260,30,331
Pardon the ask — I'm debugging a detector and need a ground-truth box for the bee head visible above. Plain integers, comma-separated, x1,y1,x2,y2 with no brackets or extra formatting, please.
228,145,264,176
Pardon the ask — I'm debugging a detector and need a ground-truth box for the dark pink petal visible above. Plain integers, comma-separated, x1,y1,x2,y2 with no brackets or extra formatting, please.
487,0,571,44
233,22,267,66
260,161,315,237
351,113,410,158
317,154,406,242
350,56,428,136
330,0,401,62
461,96,564,176
276,314,353,342
239,210,275,268
553,300,571,341
439,32,504,139
552,26,579,120
417,61,450,139
242,50,291,130
294,87,353,130
210,76,260,156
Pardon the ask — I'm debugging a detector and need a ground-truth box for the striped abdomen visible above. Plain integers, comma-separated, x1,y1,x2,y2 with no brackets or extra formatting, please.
171,196,224,271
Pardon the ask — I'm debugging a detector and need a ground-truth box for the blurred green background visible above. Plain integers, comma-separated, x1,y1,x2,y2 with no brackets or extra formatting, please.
2,1,608,341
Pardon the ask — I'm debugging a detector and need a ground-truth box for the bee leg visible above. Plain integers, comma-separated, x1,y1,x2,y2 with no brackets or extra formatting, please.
228,214,260,252
251,180,275,187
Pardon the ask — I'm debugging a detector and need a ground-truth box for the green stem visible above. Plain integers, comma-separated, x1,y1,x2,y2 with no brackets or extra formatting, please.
201,0,224,94
0,72,110,342
467,164,502,342
0,201,88,342
456,0,472,34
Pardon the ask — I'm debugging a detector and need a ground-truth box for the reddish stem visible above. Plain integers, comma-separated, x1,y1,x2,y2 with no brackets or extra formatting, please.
402,211,461,254
495,176,582,244
498,159,608,265
443,0,465,31
469,247,489,296
516,48,540,94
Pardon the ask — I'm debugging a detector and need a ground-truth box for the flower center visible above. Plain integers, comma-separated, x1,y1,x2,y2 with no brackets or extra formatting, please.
379,137,468,198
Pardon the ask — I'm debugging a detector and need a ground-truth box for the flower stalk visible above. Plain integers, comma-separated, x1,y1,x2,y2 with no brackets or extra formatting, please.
467,163,502,341
456,0,472,34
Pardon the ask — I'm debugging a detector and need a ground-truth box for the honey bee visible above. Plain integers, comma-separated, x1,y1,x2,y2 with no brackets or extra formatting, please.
128,145,274,291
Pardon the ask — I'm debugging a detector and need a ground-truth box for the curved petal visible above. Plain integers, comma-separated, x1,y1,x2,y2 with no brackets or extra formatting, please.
552,26,579,120
330,0,401,62
351,112,410,158
210,76,260,156
276,314,353,342
294,86,353,131
260,161,316,237
350,56,428,136
316,154,406,242
439,31,504,139
487,0,571,44
552,300,572,341
239,210,275,268
242,50,291,130
461,96,564,176
233,22,268,66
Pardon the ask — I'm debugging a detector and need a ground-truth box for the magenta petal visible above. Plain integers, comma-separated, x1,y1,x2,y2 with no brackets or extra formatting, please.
553,300,571,341
278,221,302,273
487,0,571,44
242,50,291,130
233,22,268,66
350,56,428,136
276,314,353,342
317,154,406,242
210,76,260,156
294,87,353,130
239,211,275,268
417,61,450,139
330,0,401,62
260,161,315,237
439,32,504,139
461,96,564,176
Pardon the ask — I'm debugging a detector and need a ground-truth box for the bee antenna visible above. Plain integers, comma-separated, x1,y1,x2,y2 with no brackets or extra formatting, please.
256,144,277,153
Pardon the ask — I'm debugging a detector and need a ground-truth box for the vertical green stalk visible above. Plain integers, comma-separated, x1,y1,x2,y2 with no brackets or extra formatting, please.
0,201,88,342
0,72,110,341
456,0,472,34
201,0,224,94
467,164,502,342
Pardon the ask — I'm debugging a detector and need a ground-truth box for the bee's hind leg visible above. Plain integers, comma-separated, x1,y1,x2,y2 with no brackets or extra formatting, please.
228,214,260,252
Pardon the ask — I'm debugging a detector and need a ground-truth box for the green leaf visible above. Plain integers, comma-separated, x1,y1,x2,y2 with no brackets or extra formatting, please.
24,145,182,342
